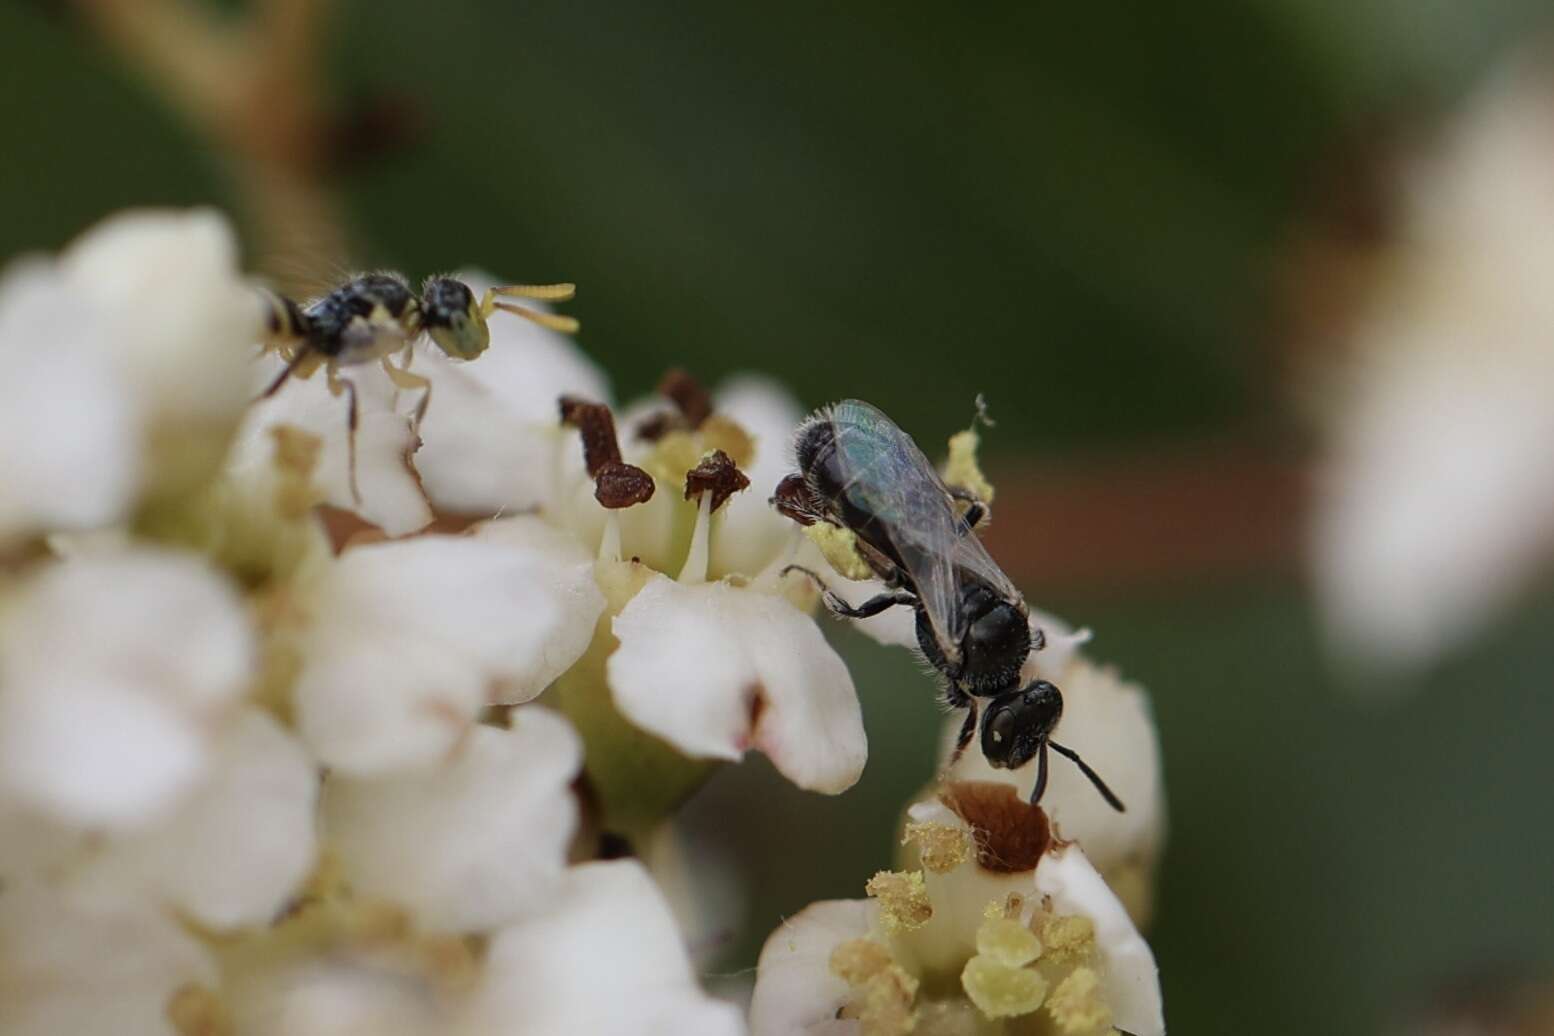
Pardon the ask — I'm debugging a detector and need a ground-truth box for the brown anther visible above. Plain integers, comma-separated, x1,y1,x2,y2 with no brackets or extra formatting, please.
658,368,714,428
595,462,656,509
634,409,677,442
771,472,822,526
558,396,623,477
939,780,1052,874
684,449,750,512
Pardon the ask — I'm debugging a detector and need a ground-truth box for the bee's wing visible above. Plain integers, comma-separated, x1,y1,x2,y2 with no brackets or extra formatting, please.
824,400,970,660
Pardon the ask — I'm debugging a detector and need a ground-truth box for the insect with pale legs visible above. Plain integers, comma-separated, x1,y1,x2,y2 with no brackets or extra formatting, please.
258,272,577,502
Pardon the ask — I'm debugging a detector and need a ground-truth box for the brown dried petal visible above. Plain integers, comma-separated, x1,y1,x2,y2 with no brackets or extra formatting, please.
683,449,751,512
939,780,1052,874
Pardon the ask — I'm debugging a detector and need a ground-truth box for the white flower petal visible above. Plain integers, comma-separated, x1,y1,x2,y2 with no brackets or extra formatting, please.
609,575,866,793
229,959,448,1036
749,899,875,1036
0,882,216,1036
62,208,255,432
84,710,318,929
295,534,603,772
641,820,746,968
464,859,744,1036
322,710,581,933
0,263,139,540
1034,845,1165,1036
945,656,1164,876
0,793,84,883
241,355,431,536
0,679,206,829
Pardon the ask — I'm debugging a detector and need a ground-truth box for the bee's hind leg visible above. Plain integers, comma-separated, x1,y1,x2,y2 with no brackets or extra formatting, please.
948,486,988,531
326,366,362,506
780,565,915,619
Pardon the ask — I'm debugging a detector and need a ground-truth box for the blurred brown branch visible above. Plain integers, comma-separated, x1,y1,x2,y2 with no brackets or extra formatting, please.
74,0,348,291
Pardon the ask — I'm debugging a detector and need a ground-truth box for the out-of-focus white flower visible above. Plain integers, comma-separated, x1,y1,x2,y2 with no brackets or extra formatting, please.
940,648,1166,923
322,709,582,933
0,209,256,542
1311,60,1554,674
461,859,745,1036
77,708,317,930
750,786,1164,1036
0,548,255,828
0,881,217,1036
291,530,603,775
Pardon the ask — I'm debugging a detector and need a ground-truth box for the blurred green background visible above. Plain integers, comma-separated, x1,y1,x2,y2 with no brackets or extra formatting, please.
5,1,1554,1032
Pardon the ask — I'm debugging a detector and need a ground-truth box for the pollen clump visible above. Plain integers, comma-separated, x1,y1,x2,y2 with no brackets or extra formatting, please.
166,983,232,1036
1046,966,1111,1034
1039,914,1097,965
830,938,919,1036
865,869,933,931
943,428,995,506
961,953,1048,1019
976,915,1043,968
806,522,875,582
902,820,972,874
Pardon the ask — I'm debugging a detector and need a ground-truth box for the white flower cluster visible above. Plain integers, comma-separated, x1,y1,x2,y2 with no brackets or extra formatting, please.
0,208,1167,1035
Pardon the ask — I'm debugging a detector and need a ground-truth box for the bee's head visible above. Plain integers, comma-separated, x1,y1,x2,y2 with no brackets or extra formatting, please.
420,276,489,360
954,585,1031,694
980,679,1063,769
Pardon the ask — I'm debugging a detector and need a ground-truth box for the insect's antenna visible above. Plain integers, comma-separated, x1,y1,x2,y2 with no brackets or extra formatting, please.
477,284,580,334
1030,740,1050,806
490,301,581,334
1048,740,1125,813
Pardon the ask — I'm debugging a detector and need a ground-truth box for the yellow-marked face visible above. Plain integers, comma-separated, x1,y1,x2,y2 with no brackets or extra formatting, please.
421,277,490,360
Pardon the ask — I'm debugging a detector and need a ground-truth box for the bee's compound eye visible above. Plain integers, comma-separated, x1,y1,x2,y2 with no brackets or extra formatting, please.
981,705,1017,766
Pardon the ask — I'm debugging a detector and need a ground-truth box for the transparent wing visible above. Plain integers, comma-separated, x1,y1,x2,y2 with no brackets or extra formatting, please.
823,400,995,658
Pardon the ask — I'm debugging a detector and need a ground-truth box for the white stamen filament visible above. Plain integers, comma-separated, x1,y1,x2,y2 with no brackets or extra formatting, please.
598,511,622,563
677,493,713,584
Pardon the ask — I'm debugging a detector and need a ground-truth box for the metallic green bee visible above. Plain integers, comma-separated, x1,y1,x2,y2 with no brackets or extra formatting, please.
259,272,577,502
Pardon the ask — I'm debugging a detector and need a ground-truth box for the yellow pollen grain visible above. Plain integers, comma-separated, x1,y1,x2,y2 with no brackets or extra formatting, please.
166,983,232,1036
961,954,1048,1019
975,916,1042,968
830,937,895,985
902,821,972,874
1046,966,1110,1034
865,869,933,931
806,523,875,581
943,429,995,505
1039,915,1097,965
831,939,919,1036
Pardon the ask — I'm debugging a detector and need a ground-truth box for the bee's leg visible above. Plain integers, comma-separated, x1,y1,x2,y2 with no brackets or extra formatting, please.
257,346,312,401
780,565,915,619
947,692,979,767
380,356,432,434
326,365,362,505
948,486,988,530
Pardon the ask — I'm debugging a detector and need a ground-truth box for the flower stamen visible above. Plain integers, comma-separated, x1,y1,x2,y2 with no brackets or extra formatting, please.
559,396,655,509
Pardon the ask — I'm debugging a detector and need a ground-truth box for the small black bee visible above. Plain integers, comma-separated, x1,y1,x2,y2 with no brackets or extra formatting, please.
259,272,577,501
773,399,1123,812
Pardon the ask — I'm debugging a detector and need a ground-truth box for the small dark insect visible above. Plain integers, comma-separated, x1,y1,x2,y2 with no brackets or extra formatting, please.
772,399,1123,812
258,272,577,502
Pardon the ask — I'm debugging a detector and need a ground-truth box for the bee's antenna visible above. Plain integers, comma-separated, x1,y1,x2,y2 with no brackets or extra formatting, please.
1048,740,1125,813
1031,740,1050,805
